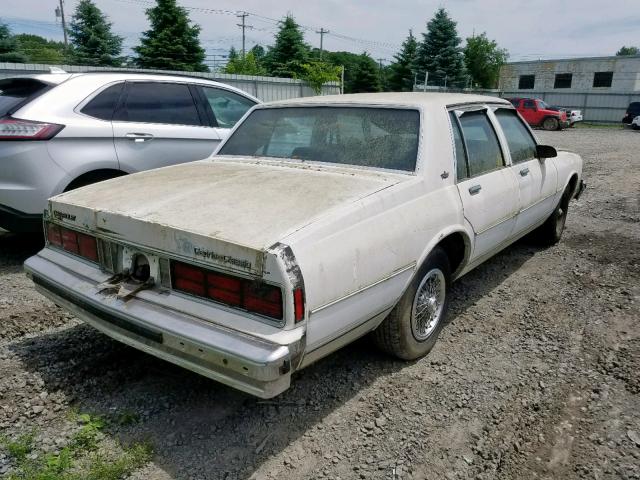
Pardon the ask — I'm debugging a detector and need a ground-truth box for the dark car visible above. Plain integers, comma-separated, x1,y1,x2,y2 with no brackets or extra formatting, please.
623,102,640,124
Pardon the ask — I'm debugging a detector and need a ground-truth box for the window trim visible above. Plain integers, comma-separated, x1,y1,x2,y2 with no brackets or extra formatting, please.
113,80,208,127
448,110,470,182
452,106,508,179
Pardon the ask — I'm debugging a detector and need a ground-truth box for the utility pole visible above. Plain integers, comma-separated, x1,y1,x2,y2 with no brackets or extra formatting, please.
236,12,251,57
55,0,68,47
316,28,329,59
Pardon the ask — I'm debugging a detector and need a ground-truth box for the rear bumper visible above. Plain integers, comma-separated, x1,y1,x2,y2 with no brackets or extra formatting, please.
0,204,42,232
24,253,297,398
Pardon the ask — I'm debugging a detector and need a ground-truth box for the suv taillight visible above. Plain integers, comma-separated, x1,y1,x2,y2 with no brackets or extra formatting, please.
46,222,98,262
171,260,284,321
0,117,64,140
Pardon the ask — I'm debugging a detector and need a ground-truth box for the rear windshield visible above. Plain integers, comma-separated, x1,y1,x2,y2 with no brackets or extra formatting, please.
0,78,50,117
218,106,421,172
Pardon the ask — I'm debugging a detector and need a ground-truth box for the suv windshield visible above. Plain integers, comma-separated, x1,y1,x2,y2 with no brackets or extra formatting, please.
0,78,51,117
218,106,421,172
538,100,551,110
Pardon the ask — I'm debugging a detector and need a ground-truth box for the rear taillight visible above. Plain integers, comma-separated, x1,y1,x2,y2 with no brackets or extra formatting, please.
0,117,64,140
171,260,284,321
293,288,305,323
45,222,98,262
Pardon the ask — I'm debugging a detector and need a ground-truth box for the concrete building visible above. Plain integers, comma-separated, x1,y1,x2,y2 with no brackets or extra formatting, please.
499,55,640,122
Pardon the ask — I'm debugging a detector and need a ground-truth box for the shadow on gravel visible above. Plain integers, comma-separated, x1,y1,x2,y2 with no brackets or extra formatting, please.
10,238,543,479
0,232,44,268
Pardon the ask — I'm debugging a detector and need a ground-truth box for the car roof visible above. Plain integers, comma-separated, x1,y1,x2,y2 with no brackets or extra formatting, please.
260,92,511,110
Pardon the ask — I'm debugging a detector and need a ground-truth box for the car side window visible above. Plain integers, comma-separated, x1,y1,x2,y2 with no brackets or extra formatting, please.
81,83,124,120
118,82,201,126
201,87,256,129
523,99,536,109
458,110,505,177
449,111,468,181
494,109,538,164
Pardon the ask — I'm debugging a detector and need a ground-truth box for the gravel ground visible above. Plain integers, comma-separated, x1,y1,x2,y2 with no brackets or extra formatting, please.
1,127,639,479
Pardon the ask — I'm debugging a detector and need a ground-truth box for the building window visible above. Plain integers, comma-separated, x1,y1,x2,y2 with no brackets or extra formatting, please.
518,75,535,89
554,73,573,89
593,71,613,88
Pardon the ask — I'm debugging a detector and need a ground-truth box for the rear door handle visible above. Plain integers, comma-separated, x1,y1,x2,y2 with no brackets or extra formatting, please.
520,167,530,177
468,185,482,195
125,133,154,143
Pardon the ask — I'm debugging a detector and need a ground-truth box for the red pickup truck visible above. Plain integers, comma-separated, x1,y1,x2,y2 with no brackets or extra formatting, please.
508,98,569,131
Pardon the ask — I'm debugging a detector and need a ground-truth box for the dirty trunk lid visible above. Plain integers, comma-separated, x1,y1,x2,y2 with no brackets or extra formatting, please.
48,159,409,275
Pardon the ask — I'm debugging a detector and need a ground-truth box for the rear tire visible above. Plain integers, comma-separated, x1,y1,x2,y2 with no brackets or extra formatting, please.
534,187,571,246
542,117,559,131
373,247,451,360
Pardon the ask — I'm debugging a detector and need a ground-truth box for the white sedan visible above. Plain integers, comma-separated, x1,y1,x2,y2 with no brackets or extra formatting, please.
24,93,585,398
632,115,640,130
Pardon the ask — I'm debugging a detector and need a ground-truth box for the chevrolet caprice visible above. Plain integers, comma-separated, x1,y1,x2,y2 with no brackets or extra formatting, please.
24,93,585,398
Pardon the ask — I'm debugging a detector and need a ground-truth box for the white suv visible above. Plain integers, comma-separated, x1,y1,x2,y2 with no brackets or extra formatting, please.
0,72,259,232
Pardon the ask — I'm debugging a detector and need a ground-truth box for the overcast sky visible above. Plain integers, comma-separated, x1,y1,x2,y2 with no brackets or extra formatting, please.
2,0,638,67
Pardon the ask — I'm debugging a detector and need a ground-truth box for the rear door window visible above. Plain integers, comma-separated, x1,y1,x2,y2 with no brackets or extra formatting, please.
458,110,505,177
200,87,256,128
116,82,202,126
0,78,51,117
81,83,124,120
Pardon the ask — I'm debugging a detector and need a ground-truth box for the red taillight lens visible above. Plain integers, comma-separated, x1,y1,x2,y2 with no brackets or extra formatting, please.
0,118,64,140
171,260,284,321
45,222,98,263
172,262,205,296
293,288,305,323
243,282,283,320
207,272,242,306
46,223,62,247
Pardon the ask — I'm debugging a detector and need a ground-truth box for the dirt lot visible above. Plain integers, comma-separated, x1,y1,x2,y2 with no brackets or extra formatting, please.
1,127,639,479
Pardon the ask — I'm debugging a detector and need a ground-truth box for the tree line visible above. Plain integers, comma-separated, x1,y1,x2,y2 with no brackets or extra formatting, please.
2,1,638,94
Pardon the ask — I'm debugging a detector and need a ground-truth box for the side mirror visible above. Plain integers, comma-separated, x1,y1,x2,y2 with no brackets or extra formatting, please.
536,144,557,159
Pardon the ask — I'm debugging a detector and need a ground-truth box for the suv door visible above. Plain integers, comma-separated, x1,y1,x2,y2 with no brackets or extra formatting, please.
493,108,558,233
196,85,257,140
521,99,540,125
112,81,221,172
451,108,520,262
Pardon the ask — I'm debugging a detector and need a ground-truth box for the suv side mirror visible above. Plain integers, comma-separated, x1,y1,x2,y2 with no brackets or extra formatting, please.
536,144,557,159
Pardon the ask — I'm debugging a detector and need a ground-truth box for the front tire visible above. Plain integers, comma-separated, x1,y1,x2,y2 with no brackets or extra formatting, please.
542,117,559,131
534,187,571,246
373,247,451,360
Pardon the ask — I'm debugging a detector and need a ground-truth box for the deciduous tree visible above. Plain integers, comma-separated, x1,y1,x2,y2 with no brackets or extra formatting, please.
300,61,341,94
464,32,508,88
616,46,639,56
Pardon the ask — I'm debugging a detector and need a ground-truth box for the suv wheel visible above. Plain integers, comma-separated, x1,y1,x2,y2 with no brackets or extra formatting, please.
542,117,559,131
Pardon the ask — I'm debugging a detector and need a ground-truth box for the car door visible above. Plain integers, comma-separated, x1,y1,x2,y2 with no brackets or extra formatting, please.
112,81,221,172
493,108,558,233
451,108,520,262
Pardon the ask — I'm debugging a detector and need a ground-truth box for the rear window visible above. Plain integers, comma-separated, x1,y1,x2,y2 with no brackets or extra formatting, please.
0,78,50,117
218,106,421,172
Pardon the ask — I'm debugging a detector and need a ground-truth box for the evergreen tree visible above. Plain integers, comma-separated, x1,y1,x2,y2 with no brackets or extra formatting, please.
263,15,309,77
250,45,265,63
227,46,239,63
350,53,381,93
68,0,122,66
388,30,418,91
414,8,467,87
0,22,27,63
134,0,207,72
464,33,508,88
